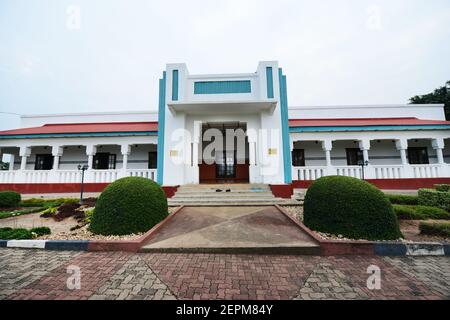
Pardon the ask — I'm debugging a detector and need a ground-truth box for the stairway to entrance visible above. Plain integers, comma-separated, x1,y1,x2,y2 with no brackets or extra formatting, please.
168,184,300,206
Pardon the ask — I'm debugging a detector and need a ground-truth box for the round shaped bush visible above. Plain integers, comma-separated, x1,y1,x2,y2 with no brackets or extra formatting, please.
90,177,168,235
0,191,21,208
304,176,402,240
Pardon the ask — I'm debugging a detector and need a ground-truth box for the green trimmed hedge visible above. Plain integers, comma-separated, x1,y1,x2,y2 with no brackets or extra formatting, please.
20,198,78,208
434,184,450,192
90,177,168,235
304,176,402,240
30,226,51,236
418,189,450,212
419,221,450,237
0,227,32,240
393,204,450,220
386,194,419,205
0,191,21,208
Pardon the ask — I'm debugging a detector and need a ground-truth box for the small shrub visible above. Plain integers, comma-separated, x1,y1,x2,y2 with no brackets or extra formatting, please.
393,204,450,220
303,176,402,240
0,191,21,208
90,177,168,235
0,228,32,240
419,221,450,237
84,208,94,223
40,206,57,218
30,226,51,237
386,194,419,205
434,184,450,192
20,198,79,208
418,189,450,211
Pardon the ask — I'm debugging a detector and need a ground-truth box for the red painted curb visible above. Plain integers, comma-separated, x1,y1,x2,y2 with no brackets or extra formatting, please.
87,206,185,252
275,204,375,256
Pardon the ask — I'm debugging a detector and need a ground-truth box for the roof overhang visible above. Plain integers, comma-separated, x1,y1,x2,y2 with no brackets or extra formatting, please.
289,125,450,133
167,100,277,115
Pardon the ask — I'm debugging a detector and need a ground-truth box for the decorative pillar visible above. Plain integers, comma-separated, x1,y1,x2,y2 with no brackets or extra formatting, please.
121,144,130,172
86,145,97,169
52,146,63,170
358,139,371,163
395,139,408,165
19,146,31,170
432,138,445,165
322,140,333,167
8,154,15,170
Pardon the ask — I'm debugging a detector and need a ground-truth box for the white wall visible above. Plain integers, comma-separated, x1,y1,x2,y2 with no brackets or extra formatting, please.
20,111,158,128
288,104,446,121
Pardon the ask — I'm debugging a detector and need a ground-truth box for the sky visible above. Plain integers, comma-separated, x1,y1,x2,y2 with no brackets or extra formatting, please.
0,0,449,131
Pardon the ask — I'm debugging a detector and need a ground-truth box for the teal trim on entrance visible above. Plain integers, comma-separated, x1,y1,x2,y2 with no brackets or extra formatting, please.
266,67,274,99
172,70,179,101
289,125,450,133
0,132,157,139
194,80,251,94
157,71,167,185
278,68,292,184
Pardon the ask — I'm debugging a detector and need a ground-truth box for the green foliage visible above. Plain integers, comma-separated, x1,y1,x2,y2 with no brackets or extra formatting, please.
386,194,419,205
30,226,51,237
0,207,45,219
303,176,402,240
434,184,450,192
0,191,21,208
418,188,450,211
419,221,450,237
90,177,168,235
393,204,450,220
0,161,8,170
20,198,79,208
84,208,94,223
410,80,450,120
0,227,33,240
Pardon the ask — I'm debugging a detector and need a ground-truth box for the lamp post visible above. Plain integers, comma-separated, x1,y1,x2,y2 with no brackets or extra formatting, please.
78,164,89,204
357,160,369,180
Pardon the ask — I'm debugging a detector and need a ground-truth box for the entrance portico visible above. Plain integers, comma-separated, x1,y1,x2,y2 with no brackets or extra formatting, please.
158,62,291,186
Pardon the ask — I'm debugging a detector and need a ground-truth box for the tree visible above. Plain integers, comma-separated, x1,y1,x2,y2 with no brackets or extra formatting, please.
0,161,8,170
409,81,450,120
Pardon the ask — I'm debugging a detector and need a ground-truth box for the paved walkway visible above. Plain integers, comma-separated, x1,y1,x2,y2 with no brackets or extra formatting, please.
0,248,448,300
141,206,319,254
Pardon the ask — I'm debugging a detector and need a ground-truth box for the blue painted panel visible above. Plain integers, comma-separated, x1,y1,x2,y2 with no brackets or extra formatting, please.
156,71,166,185
266,67,274,99
172,70,179,101
289,125,450,133
374,243,407,256
194,80,251,94
278,68,292,184
45,240,89,251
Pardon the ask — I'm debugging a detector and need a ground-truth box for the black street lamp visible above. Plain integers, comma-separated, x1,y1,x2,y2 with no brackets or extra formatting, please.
78,164,89,204
358,160,369,180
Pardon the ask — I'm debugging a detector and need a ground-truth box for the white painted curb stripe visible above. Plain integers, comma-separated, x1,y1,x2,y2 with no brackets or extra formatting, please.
406,244,444,256
7,240,47,249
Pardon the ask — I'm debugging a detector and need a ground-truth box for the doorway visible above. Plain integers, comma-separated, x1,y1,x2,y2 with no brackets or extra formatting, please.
199,122,249,183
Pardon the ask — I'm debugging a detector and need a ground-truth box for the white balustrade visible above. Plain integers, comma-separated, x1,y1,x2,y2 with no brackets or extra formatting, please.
91,170,119,183
373,165,403,179
292,166,327,180
0,171,15,183
335,166,362,178
411,164,441,178
126,169,157,181
57,170,82,183
23,170,49,183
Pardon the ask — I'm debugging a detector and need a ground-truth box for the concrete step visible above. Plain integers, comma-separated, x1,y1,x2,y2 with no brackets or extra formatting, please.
172,193,275,199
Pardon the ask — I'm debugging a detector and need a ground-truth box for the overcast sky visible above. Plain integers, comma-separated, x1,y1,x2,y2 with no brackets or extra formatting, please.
0,0,449,130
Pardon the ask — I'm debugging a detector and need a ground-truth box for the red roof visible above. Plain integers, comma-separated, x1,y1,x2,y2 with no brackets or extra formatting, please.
0,122,158,136
288,117,450,127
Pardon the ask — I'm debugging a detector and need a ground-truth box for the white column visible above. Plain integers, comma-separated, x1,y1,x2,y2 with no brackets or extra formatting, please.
121,144,130,176
19,146,31,170
322,140,333,167
358,139,370,163
432,138,445,165
8,154,15,170
51,146,63,170
86,145,97,169
395,139,408,165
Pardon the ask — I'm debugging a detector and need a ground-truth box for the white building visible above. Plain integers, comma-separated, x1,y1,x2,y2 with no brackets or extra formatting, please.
0,61,449,197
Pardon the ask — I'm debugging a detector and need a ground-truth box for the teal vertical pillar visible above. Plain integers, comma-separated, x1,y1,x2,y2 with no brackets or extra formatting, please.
156,71,166,185
278,68,292,184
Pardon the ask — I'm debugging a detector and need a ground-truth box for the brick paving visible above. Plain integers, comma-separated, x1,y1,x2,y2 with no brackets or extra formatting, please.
0,248,448,300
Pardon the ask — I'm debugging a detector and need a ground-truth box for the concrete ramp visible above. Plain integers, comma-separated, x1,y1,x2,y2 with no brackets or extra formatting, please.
140,206,320,255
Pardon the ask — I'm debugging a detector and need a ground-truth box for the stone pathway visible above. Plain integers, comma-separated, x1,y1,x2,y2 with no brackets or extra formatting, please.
0,248,448,300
